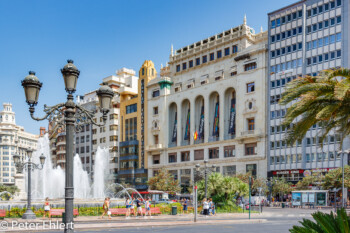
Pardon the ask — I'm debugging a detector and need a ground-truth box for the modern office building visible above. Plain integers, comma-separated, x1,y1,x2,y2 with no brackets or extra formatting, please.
118,61,155,189
0,103,38,185
267,0,350,182
146,18,269,192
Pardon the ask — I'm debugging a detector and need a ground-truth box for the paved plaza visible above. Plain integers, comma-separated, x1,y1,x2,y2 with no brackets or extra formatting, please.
0,207,333,232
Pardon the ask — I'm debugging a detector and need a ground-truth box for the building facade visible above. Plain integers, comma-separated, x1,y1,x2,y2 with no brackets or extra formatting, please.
0,103,38,185
146,19,269,192
92,68,138,184
118,62,155,189
267,0,350,182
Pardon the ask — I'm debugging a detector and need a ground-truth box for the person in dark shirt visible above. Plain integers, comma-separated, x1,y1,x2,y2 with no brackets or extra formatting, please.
135,198,143,217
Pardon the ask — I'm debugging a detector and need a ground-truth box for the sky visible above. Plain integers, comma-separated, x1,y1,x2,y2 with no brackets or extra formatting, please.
0,0,296,134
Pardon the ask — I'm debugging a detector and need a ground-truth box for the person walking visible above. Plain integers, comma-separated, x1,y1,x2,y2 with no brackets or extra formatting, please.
125,197,130,219
132,198,137,216
182,198,188,215
145,197,152,217
203,198,209,217
135,197,143,217
43,197,51,219
100,197,112,220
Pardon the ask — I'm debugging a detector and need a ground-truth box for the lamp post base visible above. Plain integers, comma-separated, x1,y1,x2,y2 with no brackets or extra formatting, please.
22,209,36,219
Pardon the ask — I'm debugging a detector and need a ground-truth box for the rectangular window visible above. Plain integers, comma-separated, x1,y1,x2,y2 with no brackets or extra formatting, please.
281,16,286,24
336,50,341,58
224,47,230,56
152,155,160,164
246,82,255,93
176,65,180,72
153,106,158,115
324,53,329,61
189,60,193,68
126,104,137,114
276,18,280,26
271,51,275,58
217,50,222,58
325,3,329,11
324,20,329,28
276,34,280,41
331,51,335,59
292,28,297,36
223,165,236,176
336,32,341,42
318,55,323,62
307,9,311,18
152,90,160,98
337,16,341,24
298,26,302,34
271,20,276,28
224,146,235,158
318,22,323,30
331,1,335,8
324,37,329,45
182,62,187,70
307,26,311,34
292,12,297,19
337,0,341,6
287,46,291,53
298,10,302,18
313,24,317,31
330,18,335,25
232,45,238,53
202,55,207,63
210,53,214,61
80,136,85,143
281,47,285,55
196,58,200,66
209,147,219,159
318,38,323,47
282,32,286,39
246,164,257,177
330,34,335,43
298,42,302,50
271,36,275,43
312,8,317,15
194,149,204,160
181,151,190,162
287,30,291,37
244,62,257,71
307,58,312,66
247,118,255,131
168,153,177,163
80,146,85,153
292,44,297,51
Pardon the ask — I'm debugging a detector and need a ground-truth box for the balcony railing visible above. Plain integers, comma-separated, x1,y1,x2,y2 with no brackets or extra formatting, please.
208,136,219,142
181,140,190,146
146,144,163,151
224,134,235,140
241,129,262,137
194,138,204,144
168,142,177,148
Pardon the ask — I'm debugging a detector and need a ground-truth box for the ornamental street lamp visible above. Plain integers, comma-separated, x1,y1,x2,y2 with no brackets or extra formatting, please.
195,160,216,199
337,149,349,208
13,149,46,219
21,60,114,233
194,164,200,222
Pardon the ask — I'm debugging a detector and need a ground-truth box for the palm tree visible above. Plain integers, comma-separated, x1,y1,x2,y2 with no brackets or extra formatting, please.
289,208,350,233
280,68,350,147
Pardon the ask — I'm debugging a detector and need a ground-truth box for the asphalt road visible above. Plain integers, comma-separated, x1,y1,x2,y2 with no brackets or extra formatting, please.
41,207,331,233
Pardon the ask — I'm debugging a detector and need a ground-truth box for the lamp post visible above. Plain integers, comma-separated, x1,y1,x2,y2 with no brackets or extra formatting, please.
198,160,216,199
194,164,200,222
13,149,46,219
338,150,349,208
21,60,114,233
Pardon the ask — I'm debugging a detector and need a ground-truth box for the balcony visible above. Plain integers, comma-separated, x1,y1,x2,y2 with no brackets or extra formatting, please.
168,142,177,148
238,129,263,142
146,144,163,151
208,136,219,142
181,140,190,146
194,138,204,144
224,134,235,140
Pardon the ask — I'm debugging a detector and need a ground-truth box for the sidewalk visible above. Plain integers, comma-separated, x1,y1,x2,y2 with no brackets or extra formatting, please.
1,213,266,232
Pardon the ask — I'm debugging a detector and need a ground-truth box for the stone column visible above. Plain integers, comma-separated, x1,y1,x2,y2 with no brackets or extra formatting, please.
190,98,195,145
14,173,26,200
177,102,182,147
219,92,225,141
204,96,209,143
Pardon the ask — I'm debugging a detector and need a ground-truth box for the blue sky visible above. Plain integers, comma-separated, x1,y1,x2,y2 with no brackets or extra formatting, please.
0,0,296,134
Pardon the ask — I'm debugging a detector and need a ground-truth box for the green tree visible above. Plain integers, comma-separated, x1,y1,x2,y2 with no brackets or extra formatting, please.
295,172,324,190
279,68,350,147
234,173,268,196
271,178,293,197
290,208,350,233
323,165,350,190
147,169,181,193
197,173,248,206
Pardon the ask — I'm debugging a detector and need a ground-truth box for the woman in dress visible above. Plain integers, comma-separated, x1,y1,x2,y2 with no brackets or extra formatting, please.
202,198,209,216
43,197,51,219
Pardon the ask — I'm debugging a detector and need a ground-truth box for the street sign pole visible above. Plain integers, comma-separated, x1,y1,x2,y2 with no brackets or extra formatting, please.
194,185,198,222
249,177,251,220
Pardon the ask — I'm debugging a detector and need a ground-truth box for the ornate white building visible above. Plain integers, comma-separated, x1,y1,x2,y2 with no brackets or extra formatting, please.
0,103,38,185
146,18,269,192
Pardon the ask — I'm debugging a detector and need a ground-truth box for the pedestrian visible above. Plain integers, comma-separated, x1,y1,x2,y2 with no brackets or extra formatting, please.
43,197,51,219
131,197,137,216
203,198,209,216
135,197,143,217
145,197,152,217
209,198,215,216
182,198,188,215
125,197,130,219
100,197,111,220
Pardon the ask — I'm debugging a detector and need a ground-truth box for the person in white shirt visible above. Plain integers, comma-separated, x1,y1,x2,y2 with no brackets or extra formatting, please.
203,198,209,216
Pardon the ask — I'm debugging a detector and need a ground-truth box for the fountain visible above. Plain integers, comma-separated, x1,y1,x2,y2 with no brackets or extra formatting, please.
0,191,13,200
0,134,144,210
